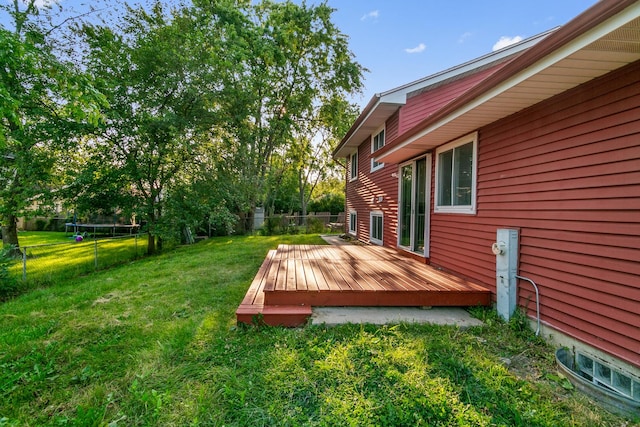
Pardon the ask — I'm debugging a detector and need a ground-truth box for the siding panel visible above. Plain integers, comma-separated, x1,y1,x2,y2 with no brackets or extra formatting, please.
516,271,639,318
346,132,399,249
429,60,640,368
399,64,508,136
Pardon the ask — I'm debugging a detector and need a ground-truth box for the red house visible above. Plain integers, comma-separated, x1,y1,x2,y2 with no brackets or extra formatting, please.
333,0,640,387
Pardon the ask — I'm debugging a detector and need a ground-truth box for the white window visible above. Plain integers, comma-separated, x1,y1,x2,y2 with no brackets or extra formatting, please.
434,132,477,214
370,212,383,245
348,211,357,235
371,127,385,172
350,151,358,181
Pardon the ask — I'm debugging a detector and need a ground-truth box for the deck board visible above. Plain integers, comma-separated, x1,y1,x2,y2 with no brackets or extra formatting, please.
237,244,491,326
239,249,275,306
319,258,352,291
309,259,330,291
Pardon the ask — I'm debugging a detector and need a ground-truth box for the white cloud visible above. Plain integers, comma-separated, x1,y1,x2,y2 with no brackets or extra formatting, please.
492,35,523,51
361,10,379,21
405,43,426,54
16,0,59,8
458,32,472,44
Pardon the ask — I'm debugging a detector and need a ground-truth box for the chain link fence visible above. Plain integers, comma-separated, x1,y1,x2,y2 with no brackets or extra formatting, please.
8,234,148,285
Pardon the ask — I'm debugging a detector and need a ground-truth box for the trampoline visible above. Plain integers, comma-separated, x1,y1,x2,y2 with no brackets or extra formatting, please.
65,223,140,236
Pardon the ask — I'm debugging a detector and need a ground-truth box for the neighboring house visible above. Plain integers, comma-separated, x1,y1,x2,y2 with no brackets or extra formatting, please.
334,0,640,385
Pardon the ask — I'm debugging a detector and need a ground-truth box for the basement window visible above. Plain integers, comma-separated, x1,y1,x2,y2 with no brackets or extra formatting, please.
577,352,640,400
370,212,383,245
348,211,357,235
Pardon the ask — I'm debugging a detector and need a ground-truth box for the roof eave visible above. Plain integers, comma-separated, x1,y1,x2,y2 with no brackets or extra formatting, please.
332,29,555,160
332,96,403,159
376,0,640,164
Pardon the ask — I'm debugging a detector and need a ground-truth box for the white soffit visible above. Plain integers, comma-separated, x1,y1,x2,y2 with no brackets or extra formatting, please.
332,100,401,158
378,7,640,164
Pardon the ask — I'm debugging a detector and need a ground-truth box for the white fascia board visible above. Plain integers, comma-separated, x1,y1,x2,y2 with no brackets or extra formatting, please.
377,91,406,105
388,4,640,156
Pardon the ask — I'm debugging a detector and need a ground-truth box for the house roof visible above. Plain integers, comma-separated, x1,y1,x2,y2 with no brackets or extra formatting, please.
334,0,640,164
332,30,554,159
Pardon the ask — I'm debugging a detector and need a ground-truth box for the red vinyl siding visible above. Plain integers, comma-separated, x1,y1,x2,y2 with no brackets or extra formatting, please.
346,111,400,248
386,110,400,144
429,60,640,367
397,63,508,138
346,64,511,250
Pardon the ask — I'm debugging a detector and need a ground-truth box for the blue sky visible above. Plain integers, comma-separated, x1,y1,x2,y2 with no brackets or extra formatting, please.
320,0,599,107
4,0,599,107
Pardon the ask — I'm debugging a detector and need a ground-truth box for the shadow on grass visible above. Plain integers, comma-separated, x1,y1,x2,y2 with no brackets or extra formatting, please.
0,234,631,426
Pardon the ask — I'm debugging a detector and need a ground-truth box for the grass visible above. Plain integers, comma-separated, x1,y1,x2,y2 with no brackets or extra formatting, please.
16,231,72,246
0,234,636,426
5,232,148,290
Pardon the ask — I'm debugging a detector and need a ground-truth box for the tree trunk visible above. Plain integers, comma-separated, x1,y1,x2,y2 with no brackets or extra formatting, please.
1,214,19,248
299,169,307,225
146,202,157,255
247,202,256,233
147,232,155,255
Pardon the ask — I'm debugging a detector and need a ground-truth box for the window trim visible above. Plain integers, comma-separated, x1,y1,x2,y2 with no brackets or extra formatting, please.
434,132,478,215
370,211,383,245
348,211,357,235
370,126,385,172
349,151,358,182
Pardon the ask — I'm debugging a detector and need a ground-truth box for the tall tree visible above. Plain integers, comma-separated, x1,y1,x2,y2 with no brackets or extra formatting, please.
202,0,365,223
291,97,360,220
61,0,364,245
77,1,222,254
0,0,103,248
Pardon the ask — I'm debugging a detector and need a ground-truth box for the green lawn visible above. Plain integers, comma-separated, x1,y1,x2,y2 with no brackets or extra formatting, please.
0,234,634,426
17,231,72,246
5,232,148,289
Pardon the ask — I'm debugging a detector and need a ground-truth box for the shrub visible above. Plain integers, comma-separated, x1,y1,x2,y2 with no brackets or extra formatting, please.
209,205,239,236
308,193,345,215
287,223,300,234
263,215,283,236
306,217,326,234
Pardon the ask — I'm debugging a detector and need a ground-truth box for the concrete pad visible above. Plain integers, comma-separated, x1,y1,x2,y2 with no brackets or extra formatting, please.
320,234,352,246
310,306,483,328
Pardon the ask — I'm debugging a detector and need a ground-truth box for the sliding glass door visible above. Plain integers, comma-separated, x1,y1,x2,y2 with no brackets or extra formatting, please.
398,155,431,256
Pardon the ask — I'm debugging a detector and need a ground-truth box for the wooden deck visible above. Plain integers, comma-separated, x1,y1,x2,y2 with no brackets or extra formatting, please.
236,244,491,326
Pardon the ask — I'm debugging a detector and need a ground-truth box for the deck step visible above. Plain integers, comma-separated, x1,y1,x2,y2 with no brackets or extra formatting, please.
236,304,312,327
264,289,490,307
235,249,312,326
